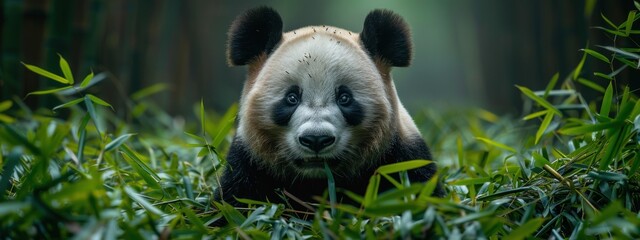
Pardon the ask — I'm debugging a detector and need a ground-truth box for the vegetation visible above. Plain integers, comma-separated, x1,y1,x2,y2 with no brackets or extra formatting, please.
1,5,640,240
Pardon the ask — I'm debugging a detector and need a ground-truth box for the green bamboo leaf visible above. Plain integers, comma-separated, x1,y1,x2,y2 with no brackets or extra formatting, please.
535,111,554,144
212,103,238,148
77,114,89,163
523,110,548,121
599,45,640,59
516,85,562,116
600,13,618,29
580,49,610,63
504,218,545,240
200,99,206,137
624,10,637,36
593,72,613,80
58,54,74,84
0,100,12,112
476,137,517,153
363,202,424,216
543,72,559,98
448,210,495,225
182,207,208,233
559,120,623,135
87,94,113,110
121,145,162,190
573,49,587,80
26,86,74,97
594,26,629,36
124,186,164,216
376,160,432,175
131,83,167,101
84,95,101,137
324,161,337,216
80,71,94,88
22,62,69,84
0,114,14,124
213,201,246,226
52,97,84,111
184,132,205,142
363,174,380,207
449,177,491,186
104,133,136,152
476,187,532,201
600,82,613,117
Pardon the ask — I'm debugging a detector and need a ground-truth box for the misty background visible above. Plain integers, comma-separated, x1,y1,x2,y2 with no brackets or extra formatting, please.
0,0,635,118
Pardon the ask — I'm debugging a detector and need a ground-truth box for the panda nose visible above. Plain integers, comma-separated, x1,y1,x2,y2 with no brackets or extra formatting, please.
299,135,335,152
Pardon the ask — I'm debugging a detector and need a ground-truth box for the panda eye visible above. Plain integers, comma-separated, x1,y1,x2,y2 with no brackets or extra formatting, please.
337,92,352,106
286,92,300,105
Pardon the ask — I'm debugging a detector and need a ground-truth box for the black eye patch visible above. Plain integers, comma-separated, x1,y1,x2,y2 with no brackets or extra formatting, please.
336,86,364,126
272,85,301,126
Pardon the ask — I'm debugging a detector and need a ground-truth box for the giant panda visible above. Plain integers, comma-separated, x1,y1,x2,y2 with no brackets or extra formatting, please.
216,6,443,208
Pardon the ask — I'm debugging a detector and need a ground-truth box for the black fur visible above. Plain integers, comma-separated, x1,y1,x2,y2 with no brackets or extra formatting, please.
360,9,412,67
272,86,301,126
214,134,443,208
336,86,364,126
227,7,283,66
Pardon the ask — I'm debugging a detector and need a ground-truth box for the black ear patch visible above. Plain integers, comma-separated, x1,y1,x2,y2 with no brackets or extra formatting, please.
360,9,412,67
227,7,283,66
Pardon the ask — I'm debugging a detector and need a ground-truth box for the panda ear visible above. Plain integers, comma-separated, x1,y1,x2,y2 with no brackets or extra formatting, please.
227,7,283,66
360,9,412,67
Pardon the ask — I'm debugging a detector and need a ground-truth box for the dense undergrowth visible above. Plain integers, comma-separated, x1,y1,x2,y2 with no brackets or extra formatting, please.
2,6,640,240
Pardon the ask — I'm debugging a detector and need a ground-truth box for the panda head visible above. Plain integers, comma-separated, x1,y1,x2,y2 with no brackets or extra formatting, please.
228,7,413,179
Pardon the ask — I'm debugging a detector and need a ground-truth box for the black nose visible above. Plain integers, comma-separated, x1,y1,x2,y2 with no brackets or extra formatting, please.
299,135,335,152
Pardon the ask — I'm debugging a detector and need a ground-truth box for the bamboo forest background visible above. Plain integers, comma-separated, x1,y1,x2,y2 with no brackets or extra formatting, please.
0,0,637,117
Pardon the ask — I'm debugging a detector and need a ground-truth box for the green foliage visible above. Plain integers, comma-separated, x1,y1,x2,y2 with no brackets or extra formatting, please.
2,5,640,240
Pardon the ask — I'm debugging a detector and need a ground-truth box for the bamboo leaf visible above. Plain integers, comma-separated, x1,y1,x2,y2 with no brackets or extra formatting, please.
121,145,162,190
124,186,164,216
84,95,101,137
363,174,380,207
476,137,517,153
573,49,587,80
624,10,637,36
543,73,559,98
516,85,562,116
523,110,548,121
559,120,623,135
131,83,167,101
58,54,74,84
22,62,69,84
212,103,238,148
601,13,618,29
593,72,613,80
580,49,610,63
0,114,15,124
104,133,136,152
376,159,432,175
26,86,74,97
449,177,491,186
87,94,113,110
598,45,640,59
504,218,545,240
535,111,554,144
200,99,205,136
52,98,84,111
0,100,12,112
600,82,613,117
80,71,94,88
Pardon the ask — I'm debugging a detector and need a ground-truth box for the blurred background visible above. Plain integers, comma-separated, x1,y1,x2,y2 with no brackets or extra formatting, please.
0,0,636,118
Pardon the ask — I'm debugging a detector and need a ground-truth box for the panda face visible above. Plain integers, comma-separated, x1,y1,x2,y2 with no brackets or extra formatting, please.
238,30,393,178
227,7,414,180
